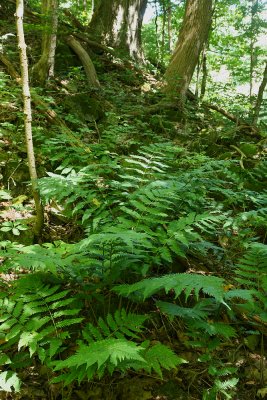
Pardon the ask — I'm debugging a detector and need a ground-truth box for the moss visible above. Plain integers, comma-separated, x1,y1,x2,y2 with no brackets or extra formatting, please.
63,93,105,122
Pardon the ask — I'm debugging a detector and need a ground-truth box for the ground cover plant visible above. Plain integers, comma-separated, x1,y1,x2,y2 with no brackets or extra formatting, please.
0,0,266,399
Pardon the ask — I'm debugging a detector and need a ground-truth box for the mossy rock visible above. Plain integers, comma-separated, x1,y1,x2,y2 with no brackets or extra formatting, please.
63,94,105,122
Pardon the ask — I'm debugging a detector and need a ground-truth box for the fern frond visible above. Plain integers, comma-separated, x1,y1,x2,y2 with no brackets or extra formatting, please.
53,339,145,372
141,342,187,378
156,301,209,320
235,243,267,289
0,275,82,360
214,377,239,391
114,273,225,302
83,309,148,342
187,320,236,338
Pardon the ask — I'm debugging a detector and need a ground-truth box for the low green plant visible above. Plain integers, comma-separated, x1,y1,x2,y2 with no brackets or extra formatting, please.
0,133,266,395
53,309,186,384
0,221,28,236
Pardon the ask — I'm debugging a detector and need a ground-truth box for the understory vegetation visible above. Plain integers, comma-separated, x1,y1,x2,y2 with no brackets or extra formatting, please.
0,0,267,399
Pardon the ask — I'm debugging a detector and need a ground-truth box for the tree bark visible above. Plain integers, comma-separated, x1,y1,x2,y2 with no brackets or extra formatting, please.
252,60,267,125
167,1,172,52
200,43,208,99
88,0,148,60
66,35,100,88
15,0,44,241
32,0,58,85
249,0,259,101
164,0,212,100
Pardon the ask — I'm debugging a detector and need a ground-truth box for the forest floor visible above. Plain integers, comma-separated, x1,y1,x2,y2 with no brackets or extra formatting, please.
0,48,267,400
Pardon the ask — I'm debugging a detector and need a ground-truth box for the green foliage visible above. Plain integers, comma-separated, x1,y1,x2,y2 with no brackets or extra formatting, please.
0,274,83,373
203,376,239,400
37,145,245,282
0,129,266,394
0,0,267,396
0,371,20,393
53,339,145,383
234,242,267,290
0,220,28,236
114,273,225,302
83,309,148,341
52,309,185,384
225,242,267,325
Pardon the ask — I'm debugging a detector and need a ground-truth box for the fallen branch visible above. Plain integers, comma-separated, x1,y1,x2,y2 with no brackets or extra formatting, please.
202,102,259,135
203,102,242,124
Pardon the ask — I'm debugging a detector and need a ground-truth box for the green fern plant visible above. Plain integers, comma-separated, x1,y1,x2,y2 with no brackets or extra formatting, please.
0,274,83,370
203,374,238,400
114,273,226,302
225,243,267,324
234,243,267,291
82,309,147,341
52,309,186,384
115,272,239,345
36,145,243,283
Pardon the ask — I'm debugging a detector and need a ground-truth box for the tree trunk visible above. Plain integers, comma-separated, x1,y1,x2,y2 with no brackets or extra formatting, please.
167,1,172,52
66,35,100,88
32,0,58,85
88,0,148,60
164,0,212,100
249,0,259,101
161,1,166,63
200,44,208,99
252,60,267,125
15,0,44,241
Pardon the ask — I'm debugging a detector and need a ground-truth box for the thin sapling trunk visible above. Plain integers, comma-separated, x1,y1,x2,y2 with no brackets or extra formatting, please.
16,0,44,241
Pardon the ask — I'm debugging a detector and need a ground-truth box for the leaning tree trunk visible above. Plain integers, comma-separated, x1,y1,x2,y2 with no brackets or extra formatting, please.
164,0,212,100
252,60,267,125
15,0,44,241
88,0,148,60
32,0,58,85
66,35,100,88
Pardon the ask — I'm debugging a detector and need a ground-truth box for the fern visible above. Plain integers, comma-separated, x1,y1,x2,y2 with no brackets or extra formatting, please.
118,341,187,378
225,243,267,324
53,310,184,384
234,243,267,290
114,273,226,302
53,339,145,378
140,342,185,377
83,309,147,341
187,320,236,339
0,274,82,362
156,300,211,320
115,274,238,340
53,340,185,383
34,146,241,283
